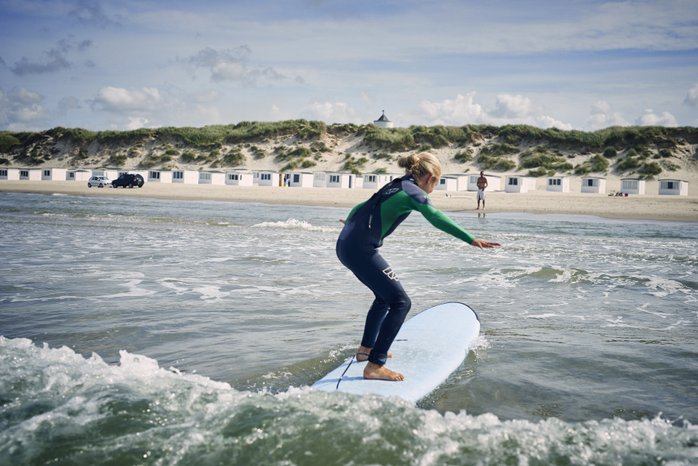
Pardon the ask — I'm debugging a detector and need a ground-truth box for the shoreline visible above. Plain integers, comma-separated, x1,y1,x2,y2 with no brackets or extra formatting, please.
1,180,697,222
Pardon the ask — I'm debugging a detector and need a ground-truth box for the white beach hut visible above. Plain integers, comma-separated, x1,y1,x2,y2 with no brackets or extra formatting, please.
199,171,225,185
41,168,67,181
546,176,570,193
255,171,281,187
226,171,254,186
19,169,42,181
313,172,328,188
93,168,119,180
67,169,92,181
658,179,688,196
288,172,314,188
505,175,535,193
326,173,360,189
362,174,394,190
149,170,173,183
171,170,199,184
620,178,645,195
437,174,469,192
467,174,502,192
581,177,607,194
436,176,459,192
0,168,20,180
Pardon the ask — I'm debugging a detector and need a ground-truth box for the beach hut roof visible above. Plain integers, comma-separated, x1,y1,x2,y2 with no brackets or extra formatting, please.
374,110,391,122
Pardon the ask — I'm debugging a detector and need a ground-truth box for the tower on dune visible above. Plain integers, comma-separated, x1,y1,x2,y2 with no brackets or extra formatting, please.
372,110,394,128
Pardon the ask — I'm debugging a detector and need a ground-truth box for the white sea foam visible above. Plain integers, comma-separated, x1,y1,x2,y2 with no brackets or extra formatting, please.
252,218,337,233
2,337,695,466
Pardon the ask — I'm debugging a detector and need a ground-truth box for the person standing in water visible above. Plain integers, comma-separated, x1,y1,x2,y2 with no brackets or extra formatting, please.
336,153,500,381
476,171,488,210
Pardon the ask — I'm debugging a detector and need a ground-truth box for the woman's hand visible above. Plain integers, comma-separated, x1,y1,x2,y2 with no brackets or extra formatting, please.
471,238,501,249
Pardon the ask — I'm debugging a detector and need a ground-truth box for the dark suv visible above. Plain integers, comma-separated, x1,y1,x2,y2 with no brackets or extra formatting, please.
112,173,145,188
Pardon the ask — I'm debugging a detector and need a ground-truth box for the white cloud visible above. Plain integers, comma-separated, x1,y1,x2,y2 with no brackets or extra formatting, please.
419,92,486,125
91,86,161,112
587,100,628,130
684,83,698,107
302,101,359,123
535,115,572,131
492,94,532,118
184,46,288,86
0,87,48,129
126,116,149,130
636,109,678,127
417,92,573,129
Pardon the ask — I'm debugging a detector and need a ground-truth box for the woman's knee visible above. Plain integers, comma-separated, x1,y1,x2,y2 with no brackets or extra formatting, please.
391,294,411,317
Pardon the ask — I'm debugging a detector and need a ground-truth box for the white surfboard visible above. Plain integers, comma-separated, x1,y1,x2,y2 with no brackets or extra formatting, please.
312,302,480,403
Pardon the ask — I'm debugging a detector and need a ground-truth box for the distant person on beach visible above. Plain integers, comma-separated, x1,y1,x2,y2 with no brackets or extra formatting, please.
336,153,500,381
476,171,488,210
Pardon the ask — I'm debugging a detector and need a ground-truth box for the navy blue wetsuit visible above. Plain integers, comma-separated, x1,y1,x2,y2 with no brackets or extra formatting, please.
336,176,476,366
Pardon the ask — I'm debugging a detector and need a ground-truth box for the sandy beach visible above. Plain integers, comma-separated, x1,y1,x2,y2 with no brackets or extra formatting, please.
1,180,697,221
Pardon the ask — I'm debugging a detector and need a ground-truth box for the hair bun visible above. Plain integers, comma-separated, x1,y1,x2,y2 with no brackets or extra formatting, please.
397,152,442,180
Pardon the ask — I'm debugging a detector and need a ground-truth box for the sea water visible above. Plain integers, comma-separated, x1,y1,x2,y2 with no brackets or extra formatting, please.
0,191,696,465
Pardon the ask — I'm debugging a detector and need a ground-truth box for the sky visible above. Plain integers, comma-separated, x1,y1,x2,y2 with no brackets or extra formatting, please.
1,0,697,132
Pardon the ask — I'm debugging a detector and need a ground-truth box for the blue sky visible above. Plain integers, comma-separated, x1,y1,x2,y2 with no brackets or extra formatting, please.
1,0,697,131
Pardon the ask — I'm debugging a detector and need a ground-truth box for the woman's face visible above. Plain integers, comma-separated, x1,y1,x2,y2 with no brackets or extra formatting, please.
417,173,440,193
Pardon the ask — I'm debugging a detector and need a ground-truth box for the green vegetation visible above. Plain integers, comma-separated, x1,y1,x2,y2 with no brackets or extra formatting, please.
342,155,369,175
616,156,640,172
0,133,21,152
527,167,553,177
222,149,245,167
360,126,415,152
589,154,610,172
275,146,314,171
180,151,198,163
453,148,473,163
480,143,519,157
603,147,618,158
574,154,609,175
638,162,662,176
107,153,127,166
249,145,266,160
477,153,516,171
518,147,573,173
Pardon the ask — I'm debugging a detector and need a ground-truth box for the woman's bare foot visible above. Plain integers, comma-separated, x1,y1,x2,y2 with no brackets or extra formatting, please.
364,362,404,381
355,346,393,362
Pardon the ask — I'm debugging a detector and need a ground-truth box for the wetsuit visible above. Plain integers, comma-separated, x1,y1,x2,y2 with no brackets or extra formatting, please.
336,175,476,366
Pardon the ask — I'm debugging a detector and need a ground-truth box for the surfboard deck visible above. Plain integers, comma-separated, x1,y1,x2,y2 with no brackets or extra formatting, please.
312,302,480,403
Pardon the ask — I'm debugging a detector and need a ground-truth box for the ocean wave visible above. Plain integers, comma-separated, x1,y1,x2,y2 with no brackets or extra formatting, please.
1,337,695,466
252,218,338,233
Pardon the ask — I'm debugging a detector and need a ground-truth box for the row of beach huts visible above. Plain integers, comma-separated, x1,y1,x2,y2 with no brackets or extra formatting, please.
0,167,690,196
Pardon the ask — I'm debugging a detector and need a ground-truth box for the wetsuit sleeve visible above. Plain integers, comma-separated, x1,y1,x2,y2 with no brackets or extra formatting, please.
413,201,476,244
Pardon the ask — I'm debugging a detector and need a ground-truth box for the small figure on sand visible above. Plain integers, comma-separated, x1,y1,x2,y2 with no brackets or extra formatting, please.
336,153,500,381
476,171,488,210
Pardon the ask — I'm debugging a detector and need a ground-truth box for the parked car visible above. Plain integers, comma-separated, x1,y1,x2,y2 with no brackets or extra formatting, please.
112,173,145,188
87,176,110,188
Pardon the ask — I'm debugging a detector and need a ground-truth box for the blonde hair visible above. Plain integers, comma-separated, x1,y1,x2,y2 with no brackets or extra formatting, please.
398,152,442,180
